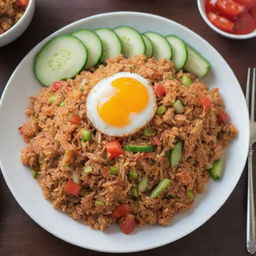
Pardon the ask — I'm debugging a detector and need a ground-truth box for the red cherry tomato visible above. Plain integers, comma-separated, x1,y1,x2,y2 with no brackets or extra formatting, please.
106,140,123,159
119,214,136,234
154,83,166,98
208,12,235,32
199,96,212,110
16,0,28,7
234,12,256,34
64,180,81,196
216,0,245,17
217,112,230,124
112,204,132,218
51,81,64,92
234,0,256,9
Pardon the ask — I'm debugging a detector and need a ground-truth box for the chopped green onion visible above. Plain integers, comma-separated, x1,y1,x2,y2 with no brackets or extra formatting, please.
82,130,91,141
80,87,85,92
48,95,56,103
59,101,65,107
169,141,183,167
143,128,155,137
72,172,80,184
150,178,171,198
131,186,139,198
95,200,105,206
31,170,38,179
138,176,148,193
165,74,174,80
187,190,195,200
156,105,167,115
84,166,93,174
181,74,192,86
109,166,119,175
128,170,138,180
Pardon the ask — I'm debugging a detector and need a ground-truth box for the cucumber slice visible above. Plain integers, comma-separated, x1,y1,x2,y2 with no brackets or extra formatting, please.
209,159,224,180
114,26,145,58
124,145,154,152
173,100,185,114
144,32,172,61
169,141,183,167
72,29,103,69
95,28,122,62
184,45,211,78
150,178,171,199
142,34,153,58
34,35,87,87
166,35,187,71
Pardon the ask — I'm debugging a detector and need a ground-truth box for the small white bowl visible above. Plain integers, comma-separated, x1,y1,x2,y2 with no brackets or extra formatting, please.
0,0,35,47
197,0,256,39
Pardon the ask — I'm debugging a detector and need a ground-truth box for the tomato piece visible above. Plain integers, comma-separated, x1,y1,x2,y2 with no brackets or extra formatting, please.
208,12,235,32
119,214,136,234
64,180,81,196
217,112,230,124
70,115,81,124
234,12,256,34
51,81,64,92
112,203,132,218
205,0,219,13
106,140,123,159
249,4,256,20
234,0,256,9
16,0,29,7
199,96,212,110
154,83,166,98
216,0,245,17
151,136,161,146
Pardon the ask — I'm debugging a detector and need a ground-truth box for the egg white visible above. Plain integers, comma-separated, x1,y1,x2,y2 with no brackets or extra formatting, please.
86,72,156,137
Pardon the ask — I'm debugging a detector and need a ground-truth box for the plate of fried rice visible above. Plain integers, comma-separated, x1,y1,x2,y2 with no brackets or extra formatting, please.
0,12,249,252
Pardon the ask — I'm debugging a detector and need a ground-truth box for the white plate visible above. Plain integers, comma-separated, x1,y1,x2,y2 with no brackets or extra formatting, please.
0,12,249,253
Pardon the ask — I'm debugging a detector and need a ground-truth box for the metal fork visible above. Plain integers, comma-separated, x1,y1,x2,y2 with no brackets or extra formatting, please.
246,67,256,255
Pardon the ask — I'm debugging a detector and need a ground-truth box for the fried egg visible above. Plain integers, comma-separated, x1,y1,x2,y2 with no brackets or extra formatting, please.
86,72,156,136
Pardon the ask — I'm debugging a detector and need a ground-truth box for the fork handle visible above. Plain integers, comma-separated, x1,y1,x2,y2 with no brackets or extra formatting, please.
247,146,256,254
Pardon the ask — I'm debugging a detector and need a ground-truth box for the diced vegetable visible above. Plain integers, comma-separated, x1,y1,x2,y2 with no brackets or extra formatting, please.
199,96,212,110
154,83,166,98
84,166,93,174
80,87,85,92
217,112,230,124
216,0,245,17
95,200,105,206
64,180,81,196
124,145,154,153
128,170,138,180
234,12,256,34
150,178,171,198
209,159,225,180
165,74,174,80
109,166,119,175
208,12,235,33
187,190,195,199
156,105,167,115
173,99,185,114
16,0,28,7
70,115,81,124
51,81,64,92
48,95,56,103
143,128,155,137
169,141,183,167
120,214,136,234
72,172,80,184
31,170,38,179
138,176,148,193
106,140,123,159
59,101,65,107
181,74,192,86
131,186,139,198
112,203,132,218
82,130,91,141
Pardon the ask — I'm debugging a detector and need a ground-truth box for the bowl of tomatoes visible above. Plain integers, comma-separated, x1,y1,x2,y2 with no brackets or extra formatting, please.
197,0,256,39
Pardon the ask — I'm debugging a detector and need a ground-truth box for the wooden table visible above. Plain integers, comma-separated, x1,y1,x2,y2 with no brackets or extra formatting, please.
0,0,255,255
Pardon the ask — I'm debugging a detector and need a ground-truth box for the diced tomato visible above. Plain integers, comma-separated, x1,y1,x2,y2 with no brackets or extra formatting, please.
216,0,245,17
112,203,132,218
70,116,81,124
64,180,81,196
234,0,256,9
151,136,161,146
205,0,219,13
119,214,136,234
217,112,230,124
154,83,166,98
234,12,256,34
199,96,212,110
208,12,235,32
51,81,64,92
16,0,28,7
106,140,123,159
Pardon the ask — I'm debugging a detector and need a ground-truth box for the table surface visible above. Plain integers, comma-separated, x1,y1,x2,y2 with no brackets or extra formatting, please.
0,0,255,255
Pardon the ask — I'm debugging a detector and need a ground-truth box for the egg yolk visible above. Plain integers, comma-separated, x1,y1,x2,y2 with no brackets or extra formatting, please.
97,77,149,127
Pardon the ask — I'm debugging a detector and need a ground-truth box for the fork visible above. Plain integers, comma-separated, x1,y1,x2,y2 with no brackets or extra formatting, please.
246,67,256,255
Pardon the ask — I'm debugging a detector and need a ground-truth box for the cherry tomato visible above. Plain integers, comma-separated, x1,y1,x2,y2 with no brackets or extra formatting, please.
199,96,212,110
16,0,29,7
51,81,64,92
208,12,235,32
106,140,123,159
216,0,245,17
217,112,230,124
154,83,166,98
70,115,81,124
234,12,256,34
119,214,136,234
64,180,81,196
112,204,132,218
234,0,256,9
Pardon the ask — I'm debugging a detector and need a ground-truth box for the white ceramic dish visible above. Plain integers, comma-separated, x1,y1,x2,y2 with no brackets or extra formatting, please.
0,0,35,47
0,12,249,253
197,0,256,39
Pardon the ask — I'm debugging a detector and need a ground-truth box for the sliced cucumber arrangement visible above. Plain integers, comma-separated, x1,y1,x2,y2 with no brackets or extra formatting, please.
166,35,187,71
144,32,172,61
72,29,102,69
34,35,87,87
114,26,145,58
184,45,211,78
95,28,122,62
142,34,153,58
